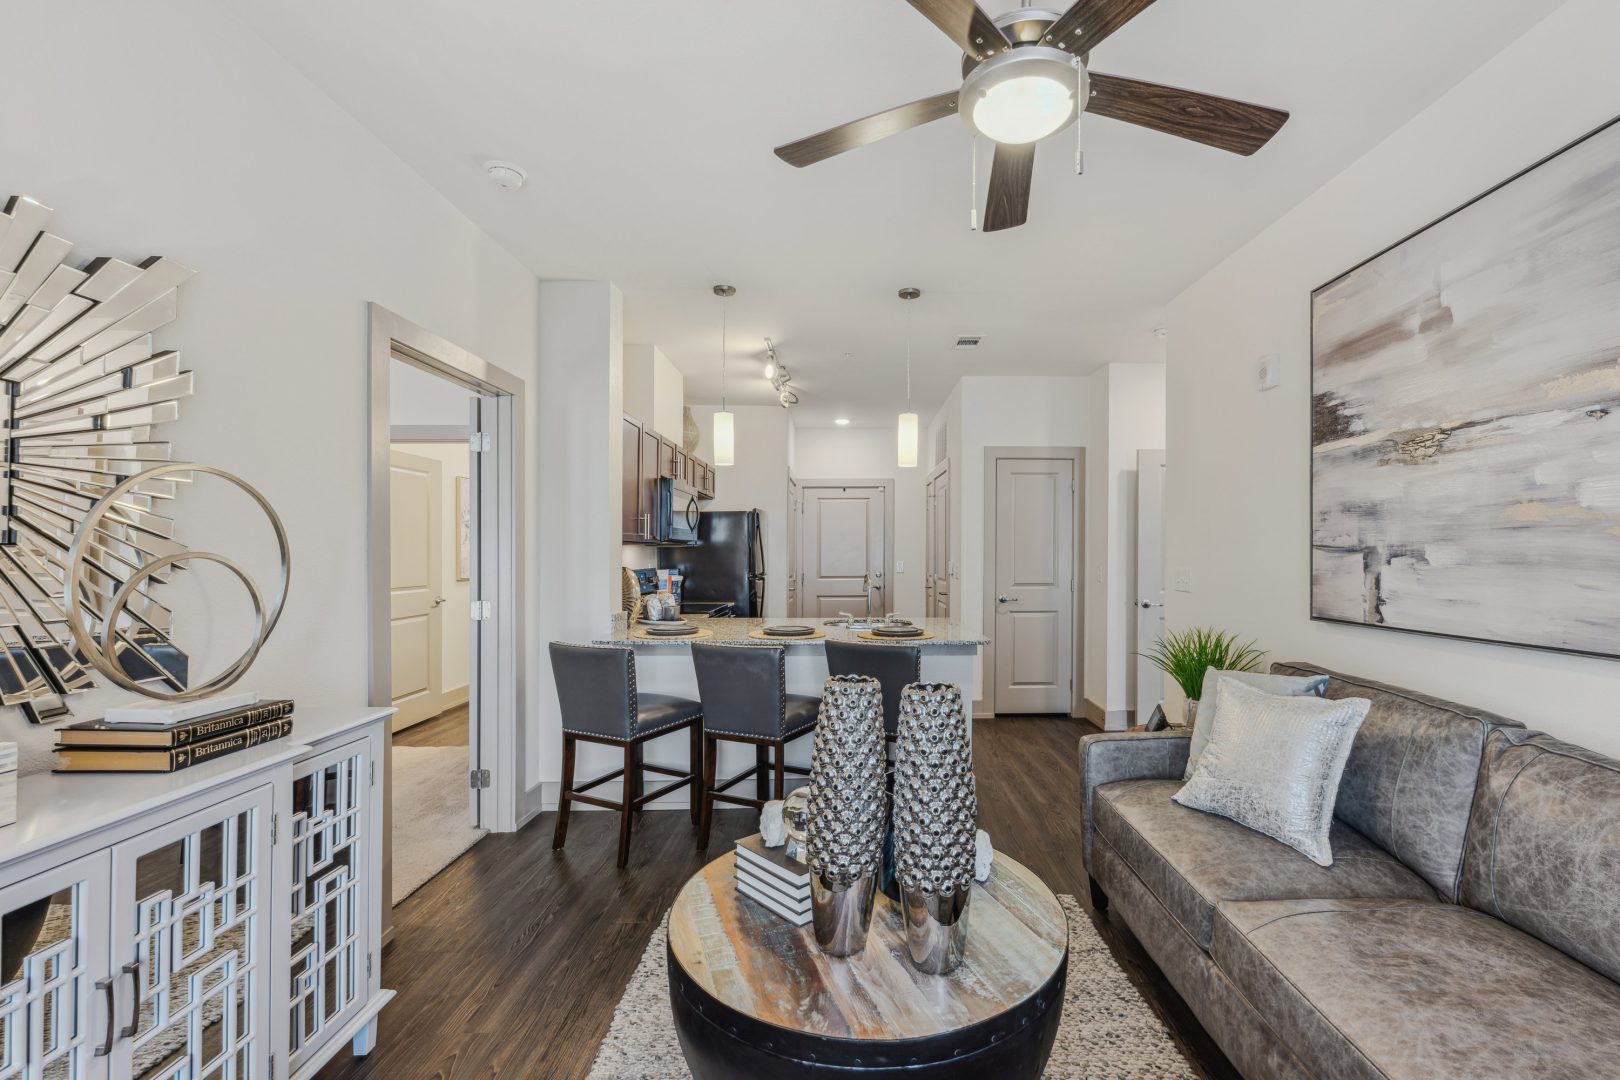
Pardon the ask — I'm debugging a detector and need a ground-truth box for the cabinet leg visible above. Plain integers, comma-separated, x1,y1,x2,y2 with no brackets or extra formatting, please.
352,1015,381,1057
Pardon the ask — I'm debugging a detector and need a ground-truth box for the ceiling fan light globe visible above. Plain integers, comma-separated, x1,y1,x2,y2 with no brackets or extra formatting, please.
959,46,1083,145
973,76,1072,144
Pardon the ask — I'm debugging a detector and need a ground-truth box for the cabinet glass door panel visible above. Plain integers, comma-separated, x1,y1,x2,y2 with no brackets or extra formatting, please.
110,786,273,1080
287,743,365,1069
0,851,111,1080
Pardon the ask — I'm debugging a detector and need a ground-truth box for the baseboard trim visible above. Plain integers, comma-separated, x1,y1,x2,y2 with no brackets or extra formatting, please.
1082,699,1135,731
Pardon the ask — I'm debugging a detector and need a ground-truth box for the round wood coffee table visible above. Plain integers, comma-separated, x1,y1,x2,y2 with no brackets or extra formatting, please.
666,851,1068,1078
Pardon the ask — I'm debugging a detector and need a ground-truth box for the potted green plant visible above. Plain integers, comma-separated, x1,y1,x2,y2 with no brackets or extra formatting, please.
1144,628,1264,726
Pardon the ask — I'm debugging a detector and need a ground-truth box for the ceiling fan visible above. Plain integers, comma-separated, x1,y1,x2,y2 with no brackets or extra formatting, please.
774,0,1290,232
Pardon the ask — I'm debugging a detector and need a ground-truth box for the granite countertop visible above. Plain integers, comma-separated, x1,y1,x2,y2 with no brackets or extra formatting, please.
594,615,987,648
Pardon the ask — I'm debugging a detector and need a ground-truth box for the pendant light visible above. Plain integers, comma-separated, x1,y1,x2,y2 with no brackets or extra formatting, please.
897,287,920,468
712,285,735,467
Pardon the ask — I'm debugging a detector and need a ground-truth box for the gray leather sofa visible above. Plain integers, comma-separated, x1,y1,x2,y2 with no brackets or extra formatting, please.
1079,661,1620,1079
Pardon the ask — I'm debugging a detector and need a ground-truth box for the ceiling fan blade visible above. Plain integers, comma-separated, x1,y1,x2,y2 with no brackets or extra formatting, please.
1087,73,1289,156
1042,0,1160,56
905,0,1010,62
983,142,1036,233
774,91,960,168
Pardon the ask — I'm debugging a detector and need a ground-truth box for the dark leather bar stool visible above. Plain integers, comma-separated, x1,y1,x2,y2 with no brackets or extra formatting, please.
824,640,922,743
690,643,820,850
548,642,702,868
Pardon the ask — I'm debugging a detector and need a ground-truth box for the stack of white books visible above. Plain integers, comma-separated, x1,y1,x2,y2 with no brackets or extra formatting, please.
735,833,811,926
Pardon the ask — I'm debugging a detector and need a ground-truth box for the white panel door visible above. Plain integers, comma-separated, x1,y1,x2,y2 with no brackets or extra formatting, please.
993,457,1074,714
802,485,886,618
389,449,444,731
1134,450,1167,714
786,477,800,617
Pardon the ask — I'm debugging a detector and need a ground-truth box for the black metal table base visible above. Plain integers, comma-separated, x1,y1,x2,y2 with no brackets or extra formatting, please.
668,943,1067,1078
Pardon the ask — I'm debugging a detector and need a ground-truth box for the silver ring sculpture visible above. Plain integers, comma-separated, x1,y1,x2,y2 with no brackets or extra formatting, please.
65,464,290,701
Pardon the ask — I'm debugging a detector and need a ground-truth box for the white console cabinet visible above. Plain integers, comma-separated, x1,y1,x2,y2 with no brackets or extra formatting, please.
0,707,393,1080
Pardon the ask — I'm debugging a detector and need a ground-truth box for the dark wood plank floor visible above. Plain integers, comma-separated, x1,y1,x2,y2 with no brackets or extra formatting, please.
318,716,1238,1080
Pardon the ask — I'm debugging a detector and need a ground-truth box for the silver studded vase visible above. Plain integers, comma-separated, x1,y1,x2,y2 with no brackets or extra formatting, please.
892,682,977,974
805,674,886,956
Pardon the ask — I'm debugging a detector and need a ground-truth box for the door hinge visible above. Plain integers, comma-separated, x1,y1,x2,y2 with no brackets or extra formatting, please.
367,952,374,978
270,812,279,846
370,760,376,787
470,768,492,789
269,1057,276,1080
471,599,492,621
470,431,492,452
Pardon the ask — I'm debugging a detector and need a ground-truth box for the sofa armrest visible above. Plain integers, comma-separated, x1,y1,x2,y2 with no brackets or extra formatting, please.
1078,731,1191,873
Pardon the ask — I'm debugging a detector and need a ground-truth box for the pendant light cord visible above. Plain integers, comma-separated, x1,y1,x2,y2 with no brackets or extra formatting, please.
905,301,913,406
720,293,728,410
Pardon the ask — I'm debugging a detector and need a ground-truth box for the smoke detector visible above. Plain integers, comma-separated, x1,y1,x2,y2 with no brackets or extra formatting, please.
483,160,527,190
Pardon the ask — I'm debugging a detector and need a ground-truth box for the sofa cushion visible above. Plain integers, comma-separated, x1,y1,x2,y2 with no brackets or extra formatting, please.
1459,728,1620,984
1271,662,1522,901
1213,898,1620,1080
1093,779,1434,951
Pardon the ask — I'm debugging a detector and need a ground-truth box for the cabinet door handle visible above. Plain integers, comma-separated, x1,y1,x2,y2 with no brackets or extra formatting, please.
118,960,141,1039
95,977,116,1057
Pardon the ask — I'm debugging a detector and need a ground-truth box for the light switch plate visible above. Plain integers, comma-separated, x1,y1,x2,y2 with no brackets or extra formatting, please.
1173,567,1192,593
895,560,905,574
1258,354,1281,392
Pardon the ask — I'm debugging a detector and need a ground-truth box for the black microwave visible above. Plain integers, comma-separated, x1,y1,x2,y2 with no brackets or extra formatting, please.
659,479,703,545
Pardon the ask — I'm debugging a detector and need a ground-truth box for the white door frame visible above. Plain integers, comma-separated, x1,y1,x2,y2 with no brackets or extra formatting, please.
926,459,951,618
981,446,1085,718
796,479,896,617
368,303,525,852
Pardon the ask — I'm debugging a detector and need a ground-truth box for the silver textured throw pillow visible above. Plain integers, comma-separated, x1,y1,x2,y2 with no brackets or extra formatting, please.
1183,668,1330,780
1174,678,1370,866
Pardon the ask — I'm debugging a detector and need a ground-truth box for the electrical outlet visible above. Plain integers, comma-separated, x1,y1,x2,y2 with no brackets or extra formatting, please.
1173,567,1193,593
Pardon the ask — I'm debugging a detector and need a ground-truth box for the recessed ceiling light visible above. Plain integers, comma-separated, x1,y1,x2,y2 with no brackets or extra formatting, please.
834,418,851,426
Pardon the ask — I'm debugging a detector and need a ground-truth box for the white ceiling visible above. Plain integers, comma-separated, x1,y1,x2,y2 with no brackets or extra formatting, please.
230,0,1562,426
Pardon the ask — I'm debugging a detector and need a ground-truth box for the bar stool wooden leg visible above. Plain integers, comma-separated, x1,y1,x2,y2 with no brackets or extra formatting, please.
699,733,719,850
631,742,646,817
755,744,770,801
617,741,635,868
773,742,786,799
552,734,576,851
688,721,702,827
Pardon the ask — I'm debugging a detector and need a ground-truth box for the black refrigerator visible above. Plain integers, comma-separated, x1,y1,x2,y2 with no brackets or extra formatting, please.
659,509,764,617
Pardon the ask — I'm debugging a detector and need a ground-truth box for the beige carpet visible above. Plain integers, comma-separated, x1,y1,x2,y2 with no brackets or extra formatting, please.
588,894,1196,1079
392,744,487,903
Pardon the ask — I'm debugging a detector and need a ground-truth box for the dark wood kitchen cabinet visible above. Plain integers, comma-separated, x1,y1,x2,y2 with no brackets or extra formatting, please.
622,414,652,542
659,436,679,480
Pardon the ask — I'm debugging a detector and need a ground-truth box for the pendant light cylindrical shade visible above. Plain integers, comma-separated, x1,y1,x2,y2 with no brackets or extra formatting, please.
897,412,919,469
713,409,735,467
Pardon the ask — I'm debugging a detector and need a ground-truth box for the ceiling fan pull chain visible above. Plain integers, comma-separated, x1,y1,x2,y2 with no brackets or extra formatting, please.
1074,59,1086,176
969,137,979,231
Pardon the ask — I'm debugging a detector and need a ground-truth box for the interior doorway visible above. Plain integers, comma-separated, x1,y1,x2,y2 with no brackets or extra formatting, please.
1133,450,1167,714
982,448,1084,717
925,460,951,618
797,480,895,619
369,304,526,921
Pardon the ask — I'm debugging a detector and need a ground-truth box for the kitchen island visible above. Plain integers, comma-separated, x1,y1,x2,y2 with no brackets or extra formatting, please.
581,615,987,803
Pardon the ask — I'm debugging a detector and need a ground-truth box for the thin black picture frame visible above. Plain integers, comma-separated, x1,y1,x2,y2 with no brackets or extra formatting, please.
1307,112,1620,663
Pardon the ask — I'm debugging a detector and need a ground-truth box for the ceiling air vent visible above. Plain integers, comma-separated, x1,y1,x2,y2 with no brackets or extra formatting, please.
953,336,982,350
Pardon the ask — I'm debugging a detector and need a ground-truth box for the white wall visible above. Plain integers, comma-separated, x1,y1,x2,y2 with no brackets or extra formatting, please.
1164,0,1620,756
689,405,790,617
0,1,541,776
1085,365,1167,724
536,281,624,813
622,344,685,442
389,441,472,702
791,426,927,616
391,359,474,429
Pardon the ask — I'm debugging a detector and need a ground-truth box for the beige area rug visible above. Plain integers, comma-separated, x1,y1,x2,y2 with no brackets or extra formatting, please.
587,894,1197,1079
392,744,487,902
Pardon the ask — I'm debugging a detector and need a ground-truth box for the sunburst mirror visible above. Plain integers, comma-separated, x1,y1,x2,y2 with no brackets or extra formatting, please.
0,194,201,723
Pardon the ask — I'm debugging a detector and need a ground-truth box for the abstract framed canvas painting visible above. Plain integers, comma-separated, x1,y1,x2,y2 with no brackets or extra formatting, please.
1311,117,1620,659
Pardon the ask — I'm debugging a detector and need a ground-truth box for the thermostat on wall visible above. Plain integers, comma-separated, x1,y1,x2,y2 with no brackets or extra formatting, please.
1257,354,1281,392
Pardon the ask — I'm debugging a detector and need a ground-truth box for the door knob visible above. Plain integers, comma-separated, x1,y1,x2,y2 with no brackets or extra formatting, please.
997,595,1018,604
433,596,447,607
